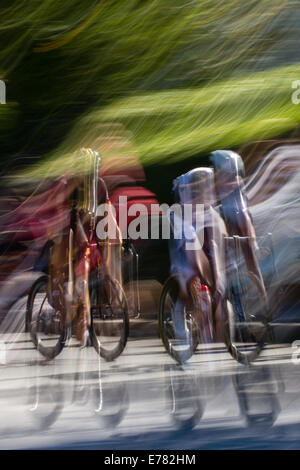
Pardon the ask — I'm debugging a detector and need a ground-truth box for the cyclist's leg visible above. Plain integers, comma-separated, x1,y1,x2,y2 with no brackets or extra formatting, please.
48,232,68,311
206,212,227,343
236,211,268,302
74,262,91,347
172,295,188,340
213,292,227,342
171,267,192,341
73,215,91,347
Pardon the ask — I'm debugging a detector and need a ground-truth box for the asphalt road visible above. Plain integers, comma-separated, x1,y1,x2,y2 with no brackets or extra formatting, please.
0,313,300,450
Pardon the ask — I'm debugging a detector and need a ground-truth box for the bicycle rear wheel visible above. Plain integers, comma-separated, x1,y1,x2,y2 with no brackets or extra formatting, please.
26,276,67,360
159,275,200,364
90,275,129,361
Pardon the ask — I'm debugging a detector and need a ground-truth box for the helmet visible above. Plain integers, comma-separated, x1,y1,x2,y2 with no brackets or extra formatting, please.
210,150,245,178
173,168,215,205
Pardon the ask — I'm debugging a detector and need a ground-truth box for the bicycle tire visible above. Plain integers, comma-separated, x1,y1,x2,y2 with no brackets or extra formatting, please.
90,275,129,361
159,274,199,364
26,275,67,360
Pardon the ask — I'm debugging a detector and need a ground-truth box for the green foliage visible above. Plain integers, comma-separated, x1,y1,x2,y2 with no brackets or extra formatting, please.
22,64,300,178
0,0,298,172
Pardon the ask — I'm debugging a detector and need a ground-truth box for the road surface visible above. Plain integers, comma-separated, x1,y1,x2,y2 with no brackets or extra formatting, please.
0,313,300,450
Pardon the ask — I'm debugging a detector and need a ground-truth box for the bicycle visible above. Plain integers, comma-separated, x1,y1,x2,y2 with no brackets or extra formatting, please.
26,148,129,361
210,150,273,365
159,150,274,365
159,167,217,364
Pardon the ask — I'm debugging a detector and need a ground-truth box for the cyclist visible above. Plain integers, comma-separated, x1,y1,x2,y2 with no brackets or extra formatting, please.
48,148,100,347
169,167,226,344
210,150,267,302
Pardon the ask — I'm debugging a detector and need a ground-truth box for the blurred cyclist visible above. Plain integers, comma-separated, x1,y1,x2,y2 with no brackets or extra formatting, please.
210,150,266,301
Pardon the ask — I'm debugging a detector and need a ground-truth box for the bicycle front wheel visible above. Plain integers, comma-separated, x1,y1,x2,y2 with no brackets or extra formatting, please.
159,275,199,364
90,275,129,361
224,239,268,365
26,276,67,360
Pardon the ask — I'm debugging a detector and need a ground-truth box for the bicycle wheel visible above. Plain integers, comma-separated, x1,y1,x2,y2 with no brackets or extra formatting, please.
90,275,129,361
224,238,268,365
159,275,199,364
26,276,67,360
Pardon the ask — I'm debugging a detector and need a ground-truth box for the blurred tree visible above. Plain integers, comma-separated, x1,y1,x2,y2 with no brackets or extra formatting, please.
0,0,296,170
